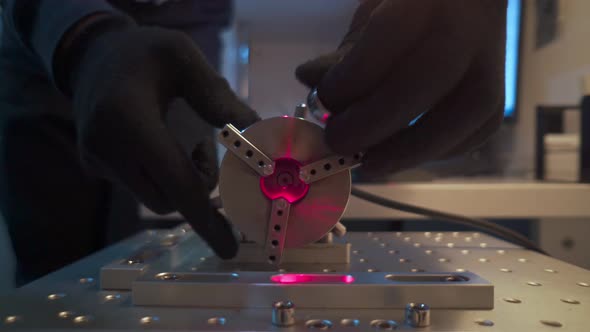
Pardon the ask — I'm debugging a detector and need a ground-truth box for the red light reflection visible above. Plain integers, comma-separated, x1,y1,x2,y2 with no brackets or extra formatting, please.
260,158,309,203
270,274,355,284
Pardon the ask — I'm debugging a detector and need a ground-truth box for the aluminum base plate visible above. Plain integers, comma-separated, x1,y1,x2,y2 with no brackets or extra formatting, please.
1,228,588,331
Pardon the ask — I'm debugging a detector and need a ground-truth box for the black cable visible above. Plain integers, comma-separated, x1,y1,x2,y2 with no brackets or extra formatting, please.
350,186,548,255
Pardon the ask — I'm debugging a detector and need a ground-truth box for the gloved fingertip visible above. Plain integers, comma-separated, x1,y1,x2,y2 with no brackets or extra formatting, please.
207,210,239,259
295,53,342,88
188,207,239,259
229,105,261,131
191,143,219,193
295,61,319,88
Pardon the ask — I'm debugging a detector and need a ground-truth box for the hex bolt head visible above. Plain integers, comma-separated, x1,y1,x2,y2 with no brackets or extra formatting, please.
275,198,288,210
272,300,295,327
299,170,311,183
263,164,275,176
406,303,430,327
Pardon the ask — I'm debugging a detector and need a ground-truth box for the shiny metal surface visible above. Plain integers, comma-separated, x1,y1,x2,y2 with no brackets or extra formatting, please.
406,303,431,327
370,319,398,330
266,198,291,264
219,117,351,248
294,103,308,118
218,123,275,177
1,230,589,331
230,242,351,264
272,300,296,327
100,225,199,290
299,153,362,184
132,271,492,309
307,88,332,123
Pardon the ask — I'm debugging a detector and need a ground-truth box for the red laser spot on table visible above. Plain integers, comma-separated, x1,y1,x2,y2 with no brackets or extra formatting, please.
270,274,355,284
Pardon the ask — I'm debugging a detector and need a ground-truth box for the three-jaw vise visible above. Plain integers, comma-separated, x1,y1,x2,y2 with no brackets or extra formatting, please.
217,114,361,265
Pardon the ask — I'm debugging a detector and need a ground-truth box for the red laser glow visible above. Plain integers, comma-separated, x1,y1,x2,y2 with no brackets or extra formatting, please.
260,158,309,203
270,274,355,284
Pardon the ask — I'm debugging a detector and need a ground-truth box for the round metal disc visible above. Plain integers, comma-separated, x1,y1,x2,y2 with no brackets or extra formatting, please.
219,117,351,248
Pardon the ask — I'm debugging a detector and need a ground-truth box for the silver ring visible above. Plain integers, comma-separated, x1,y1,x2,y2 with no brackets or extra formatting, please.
306,88,332,123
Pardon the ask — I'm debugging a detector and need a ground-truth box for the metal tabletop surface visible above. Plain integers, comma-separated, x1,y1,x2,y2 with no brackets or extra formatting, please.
0,227,588,331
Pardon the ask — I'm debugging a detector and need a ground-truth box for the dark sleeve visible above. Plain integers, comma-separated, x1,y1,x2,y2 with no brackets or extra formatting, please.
1,0,126,82
109,0,232,28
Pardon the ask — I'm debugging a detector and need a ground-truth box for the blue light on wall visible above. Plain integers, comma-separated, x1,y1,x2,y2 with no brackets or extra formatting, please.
504,0,521,118
238,44,250,65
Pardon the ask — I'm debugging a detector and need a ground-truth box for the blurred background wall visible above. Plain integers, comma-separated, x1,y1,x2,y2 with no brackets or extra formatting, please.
509,0,590,175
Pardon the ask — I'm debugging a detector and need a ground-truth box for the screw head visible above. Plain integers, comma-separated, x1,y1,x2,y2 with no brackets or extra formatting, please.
370,319,398,330
104,294,121,301
140,316,159,325
476,319,494,327
299,170,311,182
4,316,21,324
273,300,294,309
406,303,430,327
79,277,95,284
272,301,296,327
58,311,75,319
207,317,226,326
155,273,179,281
340,318,360,327
503,297,522,304
305,319,333,329
73,315,93,324
47,293,66,300
275,198,288,209
540,320,563,327
560,298,580,304
263,164,275,176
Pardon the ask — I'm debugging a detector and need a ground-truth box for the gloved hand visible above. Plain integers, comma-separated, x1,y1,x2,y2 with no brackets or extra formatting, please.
61,18,259,259
296,0,507,174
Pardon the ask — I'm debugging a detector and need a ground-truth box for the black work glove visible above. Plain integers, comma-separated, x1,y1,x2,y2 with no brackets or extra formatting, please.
65,20,259,259
296,0,507,174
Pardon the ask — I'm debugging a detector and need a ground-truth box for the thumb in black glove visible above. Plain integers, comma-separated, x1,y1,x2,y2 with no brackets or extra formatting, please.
296,0,382,89
60,17,259,259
